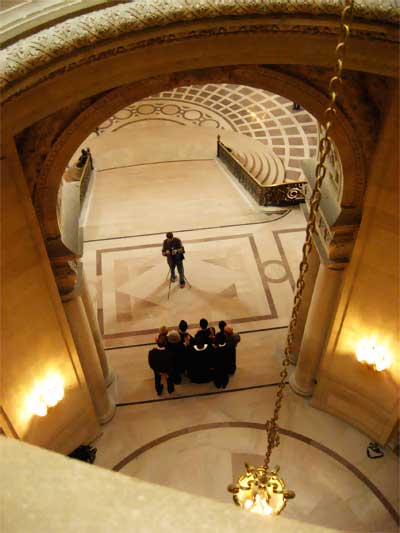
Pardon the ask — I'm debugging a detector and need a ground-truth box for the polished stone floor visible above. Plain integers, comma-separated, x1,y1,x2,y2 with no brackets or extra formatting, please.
79,86,399,532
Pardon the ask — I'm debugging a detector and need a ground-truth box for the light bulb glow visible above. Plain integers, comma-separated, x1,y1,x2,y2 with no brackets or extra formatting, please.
26,373,65,417
356,338,392,372
228,464,295,516
41,375,64,407
27,394,48,417
244,499,253,510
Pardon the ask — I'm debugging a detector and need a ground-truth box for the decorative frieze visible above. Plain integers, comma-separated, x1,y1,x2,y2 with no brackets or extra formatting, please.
1,0,398,99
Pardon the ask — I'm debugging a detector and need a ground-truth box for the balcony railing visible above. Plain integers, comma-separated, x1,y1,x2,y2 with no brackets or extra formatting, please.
217,136,306,207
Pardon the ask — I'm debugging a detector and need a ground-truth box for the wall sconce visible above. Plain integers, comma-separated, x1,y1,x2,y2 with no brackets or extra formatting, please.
356,338,392,372
27,374,65,417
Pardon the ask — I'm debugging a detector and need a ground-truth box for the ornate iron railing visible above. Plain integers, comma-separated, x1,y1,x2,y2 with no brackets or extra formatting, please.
217,137,306,207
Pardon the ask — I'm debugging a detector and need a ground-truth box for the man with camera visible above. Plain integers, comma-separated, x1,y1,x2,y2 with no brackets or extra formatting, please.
162,232,186,288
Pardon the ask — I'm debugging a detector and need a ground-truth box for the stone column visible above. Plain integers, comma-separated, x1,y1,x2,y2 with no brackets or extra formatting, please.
289,245,320,364
63,291,115,424
80,271,115,387
289,262,345,396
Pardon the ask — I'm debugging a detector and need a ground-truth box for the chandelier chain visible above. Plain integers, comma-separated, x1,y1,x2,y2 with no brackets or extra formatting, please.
263,0,354,471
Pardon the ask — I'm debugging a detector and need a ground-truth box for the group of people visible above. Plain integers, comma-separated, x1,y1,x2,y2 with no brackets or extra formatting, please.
148,319,241,395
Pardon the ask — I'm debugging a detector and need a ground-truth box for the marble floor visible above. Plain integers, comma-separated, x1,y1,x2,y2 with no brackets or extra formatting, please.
79,90,399,532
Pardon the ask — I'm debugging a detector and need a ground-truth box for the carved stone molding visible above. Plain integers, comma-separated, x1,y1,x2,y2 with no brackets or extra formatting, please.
15,98,98,195
1,1,398,100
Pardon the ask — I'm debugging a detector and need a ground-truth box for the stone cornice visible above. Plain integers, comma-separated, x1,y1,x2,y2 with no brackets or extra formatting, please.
1,0,398,99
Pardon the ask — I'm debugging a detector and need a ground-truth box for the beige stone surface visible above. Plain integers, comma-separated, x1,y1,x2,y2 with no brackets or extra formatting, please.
94,385,399,532
84,156,269,241
1,437,339,533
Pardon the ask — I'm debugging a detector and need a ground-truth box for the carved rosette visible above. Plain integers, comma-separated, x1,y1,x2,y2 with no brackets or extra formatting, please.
263,183,306,206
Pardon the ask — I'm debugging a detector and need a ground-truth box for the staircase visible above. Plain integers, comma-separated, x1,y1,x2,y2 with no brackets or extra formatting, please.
217,138,306,207
233,148,286,186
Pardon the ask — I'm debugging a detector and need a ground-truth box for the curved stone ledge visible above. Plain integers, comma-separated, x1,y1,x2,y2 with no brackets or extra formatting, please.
1,0,398,98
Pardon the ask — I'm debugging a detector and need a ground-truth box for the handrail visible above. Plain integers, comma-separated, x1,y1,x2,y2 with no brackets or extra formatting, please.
217,136,306,207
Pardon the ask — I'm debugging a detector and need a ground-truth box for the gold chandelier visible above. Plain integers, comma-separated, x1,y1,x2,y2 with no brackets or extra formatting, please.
228,0,355,516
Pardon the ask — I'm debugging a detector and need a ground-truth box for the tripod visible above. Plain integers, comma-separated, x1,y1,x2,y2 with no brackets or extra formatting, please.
166,265,191,300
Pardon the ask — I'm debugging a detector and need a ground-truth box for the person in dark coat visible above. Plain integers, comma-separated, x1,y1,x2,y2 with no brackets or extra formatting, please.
195,318,215,344
213,332,231,389
187,339,214,383
178,320,194,346
162,232,186,287
167,329,186,383
148,339,175,395
224,326,241,375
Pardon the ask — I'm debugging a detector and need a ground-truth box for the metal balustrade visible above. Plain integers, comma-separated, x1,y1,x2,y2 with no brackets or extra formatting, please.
217,137,306,207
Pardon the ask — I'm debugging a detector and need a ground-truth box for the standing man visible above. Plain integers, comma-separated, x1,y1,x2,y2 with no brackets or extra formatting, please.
162,232,186,288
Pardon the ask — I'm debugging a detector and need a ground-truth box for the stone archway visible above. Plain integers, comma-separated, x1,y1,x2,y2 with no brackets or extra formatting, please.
34,65,368,245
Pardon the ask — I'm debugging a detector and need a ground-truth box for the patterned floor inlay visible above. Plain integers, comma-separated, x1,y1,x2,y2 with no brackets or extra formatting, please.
84,216,305,347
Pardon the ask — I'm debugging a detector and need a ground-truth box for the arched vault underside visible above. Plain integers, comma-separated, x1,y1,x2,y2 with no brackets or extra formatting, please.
2,0,398,292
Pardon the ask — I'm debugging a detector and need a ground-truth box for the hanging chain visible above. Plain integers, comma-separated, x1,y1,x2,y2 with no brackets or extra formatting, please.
263,0,354,471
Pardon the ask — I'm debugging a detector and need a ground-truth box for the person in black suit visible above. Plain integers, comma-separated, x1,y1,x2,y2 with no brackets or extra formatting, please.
195,318,215,344
178,320,194,346
148,339,175,395
187,338,214,383
213,332,231,389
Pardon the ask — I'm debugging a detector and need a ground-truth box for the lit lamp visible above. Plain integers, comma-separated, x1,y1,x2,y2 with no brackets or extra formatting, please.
27,374,65,417
28,394,48,417
41,375,64,407
228,464,295,516
356,339,392,372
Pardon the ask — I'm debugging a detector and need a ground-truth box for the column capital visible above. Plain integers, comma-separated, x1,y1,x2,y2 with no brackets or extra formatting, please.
60,262,84,302
301,203,359,264
46,235,78,296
